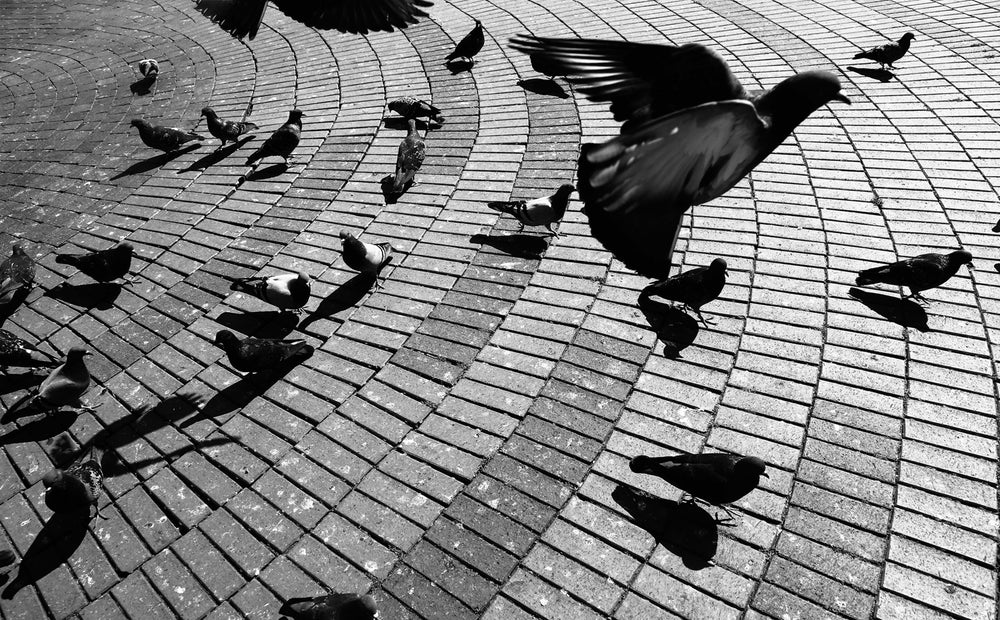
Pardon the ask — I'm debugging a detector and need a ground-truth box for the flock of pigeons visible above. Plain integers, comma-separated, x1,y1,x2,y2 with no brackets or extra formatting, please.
0,0,965,615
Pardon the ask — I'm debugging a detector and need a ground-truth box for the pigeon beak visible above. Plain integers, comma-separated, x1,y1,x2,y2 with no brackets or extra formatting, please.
967,262,975,270
761,472,770,478
832,93,852,105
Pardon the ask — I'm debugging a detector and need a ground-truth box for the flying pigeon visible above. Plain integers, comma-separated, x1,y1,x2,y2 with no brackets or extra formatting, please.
230,271,311,312
487,184,575,236
387,96,444,125
279,592,378,620
55,243,134,283
509,36,850,278
42,444,104,519
137,58,159,77
855,250,972,303
193,0,433,40
392,118,425,194
0,243,35,316
245,109,303,166
339,231,393,287
131,119,204,152
446,20,484,65
0,330,59,372
1,348,95,422
201,107,259,147
213,330,313,373
642,258,727,326
630,452,768,520
853,33,915,69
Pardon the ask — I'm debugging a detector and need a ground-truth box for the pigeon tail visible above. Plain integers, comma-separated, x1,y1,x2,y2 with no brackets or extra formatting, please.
486,201,521,215
855,266,885,286
393,169,416,193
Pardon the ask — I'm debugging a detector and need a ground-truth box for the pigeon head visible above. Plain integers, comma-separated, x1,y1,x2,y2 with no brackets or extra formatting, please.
130,119,150,129
11,242,27,256
214,330,239,350
628,455,654,473
951,249,973,269
735,456,768,478
556,184,576,197
296,271,312,283
339,230,356,241
116,242,135,254
41,469,65,489
387,99,406,115
345,595,378,618
901,32,915,42
201,107,217,118
761,71,850,132
65,347,92,362
288,109,305,122
709,258,728,274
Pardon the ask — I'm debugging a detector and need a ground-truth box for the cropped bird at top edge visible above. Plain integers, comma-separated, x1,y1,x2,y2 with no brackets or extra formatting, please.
510,35,850,279
853,32,915,69
193,0,433,40
855,250,972,304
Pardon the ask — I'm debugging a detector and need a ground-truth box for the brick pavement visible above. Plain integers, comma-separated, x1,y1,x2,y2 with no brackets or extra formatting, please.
1,0,999,618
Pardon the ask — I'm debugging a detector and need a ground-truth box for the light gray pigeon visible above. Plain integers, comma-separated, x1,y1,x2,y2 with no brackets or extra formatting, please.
339,231,393,287
487,184,575,236
201,107,259,147
855,250,972,303
2,347,96,422
230,271,311,312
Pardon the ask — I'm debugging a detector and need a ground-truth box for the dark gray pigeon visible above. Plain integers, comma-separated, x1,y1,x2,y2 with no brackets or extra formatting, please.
0,243,34,315
487,184,575,236
642,258,727,326
392,119,425,194
131,119,204,152
339,231,392,287
630,452,768,520
509,36,850,278
446,20,484,64
230,271,312,312
853,33,915,69
0,330,59,372
246,109,303,166
42,444,104,519
388,96,444,124
202,107,259,147
279,592,378,620
855,250,972,303
55,243,134,283
2,347,96,422
213,330,313,373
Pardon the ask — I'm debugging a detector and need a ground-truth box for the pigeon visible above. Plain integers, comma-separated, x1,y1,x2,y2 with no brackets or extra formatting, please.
42,444,104,519
230,271,311,312
387,96,444,125
137,58,159,77
446,20,484,64
855,250,972,303
0,243,35,316
214,330,313,373
487,184,575,236
392,119,425,194
630,452,768,520
245,109,303,166
55,243,134,283
1,348,95,422
509,36,850,278
279,593,378,620
193,0,433,40
131,119,205,152
853,33,915,69
0,330,59,372
201,107,259,147
641,258,727,326
339,231,393,287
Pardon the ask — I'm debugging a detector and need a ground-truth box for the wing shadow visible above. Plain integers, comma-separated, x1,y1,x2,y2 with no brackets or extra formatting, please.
0,412,75,446
518,78,569,99
109,144,200,180
45,282,121,310
297,273,374,332
849,287,929,332
470,233,548,259
638,294,700,358
613,485,719,570
847,66,896,82
0,371,45,396
179,136,254,172
1,512,88,599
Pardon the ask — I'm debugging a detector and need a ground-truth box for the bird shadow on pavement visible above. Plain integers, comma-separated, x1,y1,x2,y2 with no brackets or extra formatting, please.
849,287,929,332
613,485,719,570
1,512,88,600
297,273,375,333
0,410,75,446
847,66,895,83
383,117,435,132
179,136,254,173
0,288,31,324
469,233,548,259
518,78,569,99
109,144,200,180
45,282,121,311
216,310,299,339
0,371,45,397
638,294,700,358
129,75,156,95
242,162,288,183
180,362,300,430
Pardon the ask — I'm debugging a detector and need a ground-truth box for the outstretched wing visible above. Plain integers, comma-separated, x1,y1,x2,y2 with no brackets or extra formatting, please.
194,0,268,40
276,0,433,34
509,36,747,130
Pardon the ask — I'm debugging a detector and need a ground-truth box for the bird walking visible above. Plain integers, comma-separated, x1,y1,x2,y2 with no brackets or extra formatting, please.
509,36,850,278
392,118,425,194
214,330,313,373
201,107,259,147
55,243,134,283
446,20,484,66
487,184,575,236
0,243,35,317
137,58,159,77
42,444,105,519
630,452,768,521
388,96,444,125
245,109,303,167
0,330,59,372
2,348,97,422
279,592,378,620
855,250,972,304
853,33,915,69
230,271,311,313
642,258,727,327
131,119,204,152
339,231,393,288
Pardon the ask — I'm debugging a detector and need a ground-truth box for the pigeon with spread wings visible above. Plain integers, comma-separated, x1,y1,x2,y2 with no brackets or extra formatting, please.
510,36,850,279
193,0,433,40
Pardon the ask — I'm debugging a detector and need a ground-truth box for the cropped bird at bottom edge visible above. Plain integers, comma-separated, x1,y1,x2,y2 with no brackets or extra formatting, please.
855,250,972,304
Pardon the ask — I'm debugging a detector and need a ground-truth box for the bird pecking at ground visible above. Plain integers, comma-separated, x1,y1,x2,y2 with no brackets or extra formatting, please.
387,96,445,125
42,443,105,520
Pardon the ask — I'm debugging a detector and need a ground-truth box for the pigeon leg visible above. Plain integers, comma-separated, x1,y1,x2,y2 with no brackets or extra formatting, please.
545,224,560,238
906,290,930,306
694,308,716,328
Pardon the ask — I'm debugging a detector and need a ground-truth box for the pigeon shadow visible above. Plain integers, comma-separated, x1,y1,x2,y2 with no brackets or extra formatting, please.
298,273,375,332
215,310,299,339
129,74,156,95
638,294,700,358
381,175,406,204
518,78,569,99
469,233,548,259
109,144,200,180
847,66,895,83
242,162,288,182
0,288,31,324
0,371,45,396
0,410,75,445
180,361,299,430
849,287,929,332
45,282,121,311
383,117,433,132
446,58,474,74
612,485,719,570
1,512,88,600
179,136,254,173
